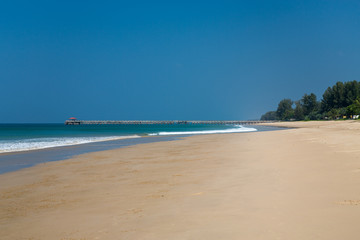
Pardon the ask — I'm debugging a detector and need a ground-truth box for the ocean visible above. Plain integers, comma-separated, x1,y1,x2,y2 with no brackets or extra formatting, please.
0,123,264,174
0,123,257,154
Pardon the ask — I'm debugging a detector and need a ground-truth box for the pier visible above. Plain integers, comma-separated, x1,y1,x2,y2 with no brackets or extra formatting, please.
65,120,274,125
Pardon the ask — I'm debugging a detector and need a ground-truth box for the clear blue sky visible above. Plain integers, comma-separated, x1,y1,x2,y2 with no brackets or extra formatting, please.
1,0,360,123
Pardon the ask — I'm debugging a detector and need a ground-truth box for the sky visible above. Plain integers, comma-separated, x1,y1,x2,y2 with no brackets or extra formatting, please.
1,0,360,123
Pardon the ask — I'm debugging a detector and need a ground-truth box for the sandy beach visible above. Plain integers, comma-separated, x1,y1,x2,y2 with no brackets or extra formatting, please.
1,121,360,239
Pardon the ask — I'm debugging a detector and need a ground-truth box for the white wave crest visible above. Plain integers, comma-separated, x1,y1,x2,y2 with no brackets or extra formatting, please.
0,135,141,154
148,125,257,136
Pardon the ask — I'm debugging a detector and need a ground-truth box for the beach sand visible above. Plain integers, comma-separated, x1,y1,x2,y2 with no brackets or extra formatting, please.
1,121,360,239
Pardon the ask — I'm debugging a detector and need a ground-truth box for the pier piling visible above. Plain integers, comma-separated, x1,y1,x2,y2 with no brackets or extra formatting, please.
65,120,274,125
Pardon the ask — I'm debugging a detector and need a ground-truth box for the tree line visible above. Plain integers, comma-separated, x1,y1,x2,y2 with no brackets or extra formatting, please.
261,80,360,121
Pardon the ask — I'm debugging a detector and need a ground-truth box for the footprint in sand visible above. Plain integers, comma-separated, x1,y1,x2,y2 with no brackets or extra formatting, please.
335,200,360,206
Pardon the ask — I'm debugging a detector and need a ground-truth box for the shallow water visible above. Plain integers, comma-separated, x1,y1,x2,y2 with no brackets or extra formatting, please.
0,125,284,174
0,123,256,153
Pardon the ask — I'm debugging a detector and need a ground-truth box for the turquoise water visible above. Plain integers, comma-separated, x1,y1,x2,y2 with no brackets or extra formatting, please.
0,124,286,174
0,123,257,153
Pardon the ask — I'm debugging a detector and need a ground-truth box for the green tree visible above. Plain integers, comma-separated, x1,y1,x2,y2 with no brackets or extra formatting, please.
276,99,294,120
326,108,340,120
260,111,277,120
346,98,360,117
321,82,347,112
294,101,304,120
333,81,345,108
344,80,360,106
339,107,347,118
301,93,319,116
261,80,360,121
321,87,334,113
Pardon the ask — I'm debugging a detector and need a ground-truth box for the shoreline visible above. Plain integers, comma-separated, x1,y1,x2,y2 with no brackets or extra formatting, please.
0,125,281,175
0,135,142,155
0,135,181,175
2,121,360,239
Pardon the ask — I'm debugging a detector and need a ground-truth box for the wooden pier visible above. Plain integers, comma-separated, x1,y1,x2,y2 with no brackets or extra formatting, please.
65,120,274,125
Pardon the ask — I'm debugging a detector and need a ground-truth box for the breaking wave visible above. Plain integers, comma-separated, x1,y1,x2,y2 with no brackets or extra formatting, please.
0,135,141,153
148,125,257,136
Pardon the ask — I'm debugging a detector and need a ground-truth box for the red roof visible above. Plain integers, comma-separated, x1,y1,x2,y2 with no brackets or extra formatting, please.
69,117,77,120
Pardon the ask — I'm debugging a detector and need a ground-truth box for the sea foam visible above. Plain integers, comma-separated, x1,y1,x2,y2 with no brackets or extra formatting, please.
0,135,141,153
148,125,257,136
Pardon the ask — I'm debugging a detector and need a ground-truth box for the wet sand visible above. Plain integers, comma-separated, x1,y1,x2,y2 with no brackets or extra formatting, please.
1,121,360,239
